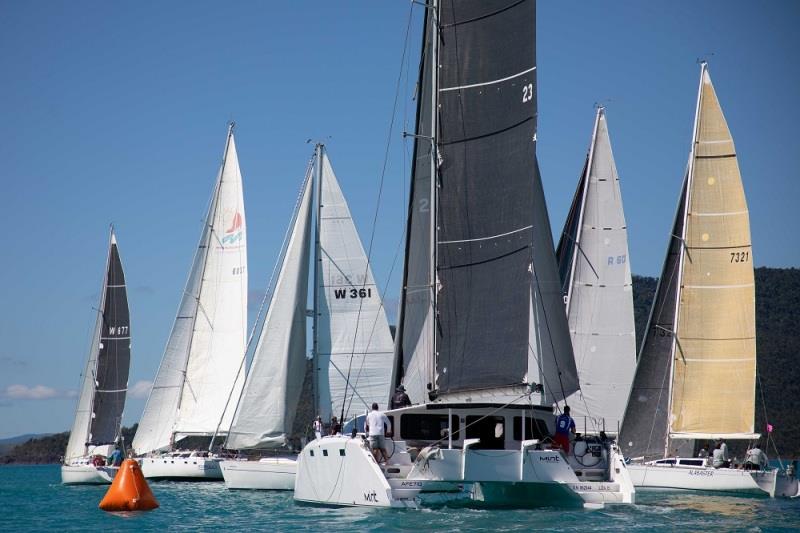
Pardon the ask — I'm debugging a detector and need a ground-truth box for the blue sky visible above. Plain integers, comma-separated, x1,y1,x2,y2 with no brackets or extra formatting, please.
0,1,797,438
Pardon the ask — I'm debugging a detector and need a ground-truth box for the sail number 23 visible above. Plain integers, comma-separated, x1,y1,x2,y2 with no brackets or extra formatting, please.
522,84,534,103
730,251,750,263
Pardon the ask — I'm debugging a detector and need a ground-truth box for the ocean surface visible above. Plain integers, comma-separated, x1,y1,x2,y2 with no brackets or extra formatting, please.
2,465,800,532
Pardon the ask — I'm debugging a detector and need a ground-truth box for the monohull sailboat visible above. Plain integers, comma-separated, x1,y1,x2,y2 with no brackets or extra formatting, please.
220,144,395,490
293,0,634,509
132,124,248,480
62,229,131,485
555,107,636,435
619,63,799,498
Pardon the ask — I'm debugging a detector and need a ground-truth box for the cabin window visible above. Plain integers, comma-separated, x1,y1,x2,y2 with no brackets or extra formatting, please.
655,459,676,465
310,450,314,457
339,449,345,456
465,416,505,450
323,449,328,457
679,459,704,467
400,414,460,441
512,416,549,441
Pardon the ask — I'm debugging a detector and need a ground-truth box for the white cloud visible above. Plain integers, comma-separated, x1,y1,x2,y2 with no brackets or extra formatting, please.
4,384,60,400
128,380,152,399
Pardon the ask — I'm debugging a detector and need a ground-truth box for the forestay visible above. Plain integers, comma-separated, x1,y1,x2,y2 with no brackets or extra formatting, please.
556,108,636,433
134,126,248,454
316,151,394,421
225,171,313,449
65,231,131,461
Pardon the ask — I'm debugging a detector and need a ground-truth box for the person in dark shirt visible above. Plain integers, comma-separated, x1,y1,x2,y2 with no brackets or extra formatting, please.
554,406,576,453
390,385,412,409
330,416,342,436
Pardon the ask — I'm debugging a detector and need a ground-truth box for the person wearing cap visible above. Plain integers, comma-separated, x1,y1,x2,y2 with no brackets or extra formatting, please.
390,385,412,409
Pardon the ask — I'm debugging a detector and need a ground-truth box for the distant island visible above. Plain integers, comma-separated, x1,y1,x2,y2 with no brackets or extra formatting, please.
2,267,797,464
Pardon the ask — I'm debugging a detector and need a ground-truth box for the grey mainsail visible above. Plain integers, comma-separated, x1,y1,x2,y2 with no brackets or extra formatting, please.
65,230,130,461
394,0,578,405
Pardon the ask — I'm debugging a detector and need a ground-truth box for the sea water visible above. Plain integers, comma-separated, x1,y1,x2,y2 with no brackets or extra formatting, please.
2,465,799,531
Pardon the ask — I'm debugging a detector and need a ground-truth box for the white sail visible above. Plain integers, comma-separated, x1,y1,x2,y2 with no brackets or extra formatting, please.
65,245,109,462
226,171,313,450
561,109,636,433
315,151,394,422
134,127,247,454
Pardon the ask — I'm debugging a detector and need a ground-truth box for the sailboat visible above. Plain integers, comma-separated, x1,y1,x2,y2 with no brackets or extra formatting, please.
555,107,636,435
619,63,799,498
293,0,634,509
62,229,131,485
132,124,248,480
220,143,395,490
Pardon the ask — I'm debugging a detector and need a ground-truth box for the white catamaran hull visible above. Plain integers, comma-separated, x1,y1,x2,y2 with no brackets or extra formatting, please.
139,455,223,480
628,463,777,496
294,437,420,508
61,464,118,485
221,457,297,490
410,444,635,508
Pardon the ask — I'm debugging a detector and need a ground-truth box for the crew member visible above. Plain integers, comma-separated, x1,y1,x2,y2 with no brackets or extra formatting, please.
744,444,768,470
313,416,324,440
554,406,576,453
390,385,412,409
365,402,392,464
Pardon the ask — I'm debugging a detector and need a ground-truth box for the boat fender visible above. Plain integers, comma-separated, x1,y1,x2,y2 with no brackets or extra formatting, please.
99,459,159,512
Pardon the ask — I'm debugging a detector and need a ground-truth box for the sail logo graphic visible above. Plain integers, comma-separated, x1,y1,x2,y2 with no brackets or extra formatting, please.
222,212,244,244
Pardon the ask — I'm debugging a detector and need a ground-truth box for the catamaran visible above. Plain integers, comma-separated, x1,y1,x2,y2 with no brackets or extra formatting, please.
293,0,635,509
220,144,395,490
62,229,131,485
618,63,799,498
555,107,636,435
132,124,248,480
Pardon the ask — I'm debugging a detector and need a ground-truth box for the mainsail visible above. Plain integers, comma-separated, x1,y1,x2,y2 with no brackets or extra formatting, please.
555,108,636,433
620,64,757,458
134,125,248,454
315,148,394,421
225,169,313,450
395,0,578,405
65,230,131,462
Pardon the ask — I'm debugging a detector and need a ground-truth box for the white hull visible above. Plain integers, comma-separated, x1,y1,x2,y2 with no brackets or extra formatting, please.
409,441,635,508
139,454,223,480
628,462,777,496
61,464,118,485
294,436,420,508
221,457,297,490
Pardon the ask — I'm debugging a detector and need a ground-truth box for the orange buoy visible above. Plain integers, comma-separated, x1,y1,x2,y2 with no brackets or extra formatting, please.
99,459,159,512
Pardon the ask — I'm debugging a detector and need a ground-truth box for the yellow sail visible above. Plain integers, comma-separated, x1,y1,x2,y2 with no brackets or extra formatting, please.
669,65,757,439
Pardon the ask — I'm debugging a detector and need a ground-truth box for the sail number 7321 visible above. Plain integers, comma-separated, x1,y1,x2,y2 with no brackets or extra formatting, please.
730,251,749,263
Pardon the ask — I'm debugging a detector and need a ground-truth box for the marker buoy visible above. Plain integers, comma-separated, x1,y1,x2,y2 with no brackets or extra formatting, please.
99,459,159,512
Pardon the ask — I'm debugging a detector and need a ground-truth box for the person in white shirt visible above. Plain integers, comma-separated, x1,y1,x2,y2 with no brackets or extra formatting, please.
313,416,323,440
744,444,768,470
365,402,392,463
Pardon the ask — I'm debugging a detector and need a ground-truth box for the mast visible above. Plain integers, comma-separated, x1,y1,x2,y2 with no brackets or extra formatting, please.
663,64,704,457
428,0,439,396
174,122,233,447
312,143,323,415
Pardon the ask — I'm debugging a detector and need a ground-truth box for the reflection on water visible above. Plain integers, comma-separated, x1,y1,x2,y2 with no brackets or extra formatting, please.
662,493,759,519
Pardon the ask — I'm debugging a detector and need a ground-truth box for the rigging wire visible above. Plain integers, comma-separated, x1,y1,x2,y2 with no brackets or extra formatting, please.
339,2,415,422
211,156,315,450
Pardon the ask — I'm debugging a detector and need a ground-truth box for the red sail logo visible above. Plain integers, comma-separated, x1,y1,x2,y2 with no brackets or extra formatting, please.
222,212,243,244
